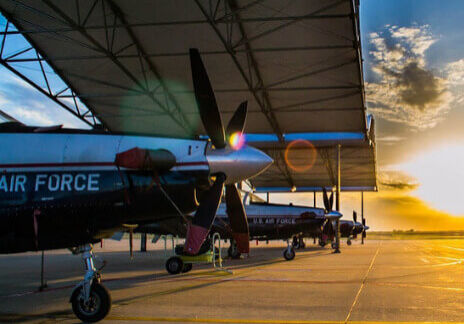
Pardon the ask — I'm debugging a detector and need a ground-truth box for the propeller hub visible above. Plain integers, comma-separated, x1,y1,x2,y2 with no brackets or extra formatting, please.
325,210,343,220
206,145,273,184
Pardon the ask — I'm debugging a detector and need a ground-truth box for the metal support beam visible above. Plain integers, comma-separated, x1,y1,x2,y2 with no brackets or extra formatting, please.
313,191,316,207
334,144,341,253
3,44,354,62
361,191,364,245
266,192,270,203
195,0,296,189
0,14,352,35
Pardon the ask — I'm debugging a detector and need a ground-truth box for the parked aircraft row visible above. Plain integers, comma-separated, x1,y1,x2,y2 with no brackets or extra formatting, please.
0,49,369,323
137,188,369,274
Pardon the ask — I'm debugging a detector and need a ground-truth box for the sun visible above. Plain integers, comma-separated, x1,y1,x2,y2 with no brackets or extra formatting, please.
398,144,464,216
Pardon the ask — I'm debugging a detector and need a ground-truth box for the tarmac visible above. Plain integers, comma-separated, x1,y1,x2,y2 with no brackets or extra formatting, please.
1,238,464,323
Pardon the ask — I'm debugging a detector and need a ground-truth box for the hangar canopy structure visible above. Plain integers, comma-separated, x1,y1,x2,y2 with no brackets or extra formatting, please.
0,0,377,192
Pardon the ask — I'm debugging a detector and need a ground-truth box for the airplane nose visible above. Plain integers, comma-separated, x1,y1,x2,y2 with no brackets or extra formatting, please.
325,211,343,220
206,145,273,184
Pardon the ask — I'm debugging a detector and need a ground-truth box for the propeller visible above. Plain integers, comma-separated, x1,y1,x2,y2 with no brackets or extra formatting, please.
352,211,358,239
184,173,226,254
361,215,367,244
226,101,248,139
189,48,226,149
225,184,249,253
322,188,334,212
183,48,250,255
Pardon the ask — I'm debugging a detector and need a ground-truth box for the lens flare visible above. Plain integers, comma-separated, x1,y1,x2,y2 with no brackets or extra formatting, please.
229,132,246,150
284,139,317,172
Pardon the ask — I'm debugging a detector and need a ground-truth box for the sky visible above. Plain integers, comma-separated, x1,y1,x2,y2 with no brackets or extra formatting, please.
1,1,464,231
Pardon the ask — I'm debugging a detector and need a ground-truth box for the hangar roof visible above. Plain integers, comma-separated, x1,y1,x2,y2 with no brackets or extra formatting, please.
0,0,377,191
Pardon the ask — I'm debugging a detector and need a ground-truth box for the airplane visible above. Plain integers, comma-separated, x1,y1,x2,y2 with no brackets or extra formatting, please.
0,49,272,322
316,211,369,247
137,189,343,266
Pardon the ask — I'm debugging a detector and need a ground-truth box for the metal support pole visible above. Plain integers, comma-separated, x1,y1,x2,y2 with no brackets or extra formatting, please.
334,144,341,253
361,191,364,219
313,191,316,207
39,250,47,291
141,233,147,252
266,192,270,203
361,191,365,245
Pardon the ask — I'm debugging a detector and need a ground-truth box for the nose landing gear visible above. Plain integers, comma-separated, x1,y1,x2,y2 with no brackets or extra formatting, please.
70,244,111,322
283,240,296,261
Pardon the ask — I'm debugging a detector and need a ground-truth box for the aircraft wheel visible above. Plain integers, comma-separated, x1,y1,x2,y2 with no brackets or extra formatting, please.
182,263,193,273
283,248,295,261
347,240,352,246
331,242,336,249
166,256,184,275
71,282,111,323
319,240,326,247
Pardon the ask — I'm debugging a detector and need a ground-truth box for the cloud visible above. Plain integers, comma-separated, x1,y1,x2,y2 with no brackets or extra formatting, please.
376,135,405,146
0,66,89,128
378,170,418,191
366,25,454,129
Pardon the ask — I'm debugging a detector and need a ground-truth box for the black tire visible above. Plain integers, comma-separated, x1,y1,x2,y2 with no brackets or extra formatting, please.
283,248,295,261
319,240,326,247
166,256,183,275
71,282,111,323
347,240,352,246
182,263,193,273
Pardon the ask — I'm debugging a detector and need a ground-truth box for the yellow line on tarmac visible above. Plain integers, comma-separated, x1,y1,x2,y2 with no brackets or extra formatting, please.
107,316,340,323
107,316,464,324
344,243,380,323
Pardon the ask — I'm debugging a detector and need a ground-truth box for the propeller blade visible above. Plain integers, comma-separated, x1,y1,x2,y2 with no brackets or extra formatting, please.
322,188,330,212
184,173,226,255
353,211,357,223
329,191,334,211
225,184,249,254
362,217,367,244
189,48,226,149
226,101,248,138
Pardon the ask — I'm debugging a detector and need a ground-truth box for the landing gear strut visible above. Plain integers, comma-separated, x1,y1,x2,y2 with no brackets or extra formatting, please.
291,236,306,249
70,244,111,322
283,240,296,261
227,239,241,259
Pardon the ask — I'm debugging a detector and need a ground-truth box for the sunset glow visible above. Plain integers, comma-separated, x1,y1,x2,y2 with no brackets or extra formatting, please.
399,144,464,216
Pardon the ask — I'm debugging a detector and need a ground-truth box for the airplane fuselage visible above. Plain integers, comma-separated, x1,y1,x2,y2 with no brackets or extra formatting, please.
0,131,210,253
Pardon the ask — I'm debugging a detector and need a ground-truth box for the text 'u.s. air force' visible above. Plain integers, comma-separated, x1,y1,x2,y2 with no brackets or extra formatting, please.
0,173,100,192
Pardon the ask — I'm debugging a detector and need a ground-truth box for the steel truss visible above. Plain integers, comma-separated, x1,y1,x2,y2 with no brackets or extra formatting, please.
0,16,101,128
194,0,360,188
0,1,368,191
